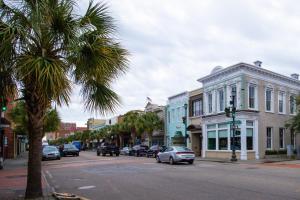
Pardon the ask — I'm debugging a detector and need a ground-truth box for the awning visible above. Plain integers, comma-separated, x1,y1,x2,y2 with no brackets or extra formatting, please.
187,124,202,131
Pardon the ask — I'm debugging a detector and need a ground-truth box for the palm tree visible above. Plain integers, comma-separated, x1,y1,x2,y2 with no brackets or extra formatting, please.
122,111,143,145
0,1,128,198
142,112,163,146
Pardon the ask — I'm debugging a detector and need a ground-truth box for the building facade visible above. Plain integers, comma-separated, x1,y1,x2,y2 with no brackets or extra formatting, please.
166,92,190,147
198,62,300,160
87,118,106,131
187,88,203,156
144,102,165,146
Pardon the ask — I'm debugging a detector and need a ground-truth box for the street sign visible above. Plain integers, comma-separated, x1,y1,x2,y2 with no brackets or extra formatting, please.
225,120,242,125
0,124,9,128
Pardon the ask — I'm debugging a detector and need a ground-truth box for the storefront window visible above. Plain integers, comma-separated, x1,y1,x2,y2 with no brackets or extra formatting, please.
207,131,216,150
247,128,253,150
218,130,228,150
231,130,241,150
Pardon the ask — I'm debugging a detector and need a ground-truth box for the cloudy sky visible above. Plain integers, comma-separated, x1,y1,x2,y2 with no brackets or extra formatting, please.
59,0,300,126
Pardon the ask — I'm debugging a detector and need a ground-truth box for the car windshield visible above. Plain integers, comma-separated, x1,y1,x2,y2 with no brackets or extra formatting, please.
43,146,58,152
174,147,192,152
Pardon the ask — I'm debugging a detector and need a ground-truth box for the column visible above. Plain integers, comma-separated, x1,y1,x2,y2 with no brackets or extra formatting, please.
240,119,247,160
202,124,206,158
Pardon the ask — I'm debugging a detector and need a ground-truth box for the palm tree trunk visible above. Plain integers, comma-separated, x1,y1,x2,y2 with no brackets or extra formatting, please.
25,93,45,199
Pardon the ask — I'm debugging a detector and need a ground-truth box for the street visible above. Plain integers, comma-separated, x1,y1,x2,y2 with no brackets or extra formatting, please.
43,151,300,200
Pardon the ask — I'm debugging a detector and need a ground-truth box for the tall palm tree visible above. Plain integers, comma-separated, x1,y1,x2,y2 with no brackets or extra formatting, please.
0,0,128,198
142,112,163,146
122,111,143,145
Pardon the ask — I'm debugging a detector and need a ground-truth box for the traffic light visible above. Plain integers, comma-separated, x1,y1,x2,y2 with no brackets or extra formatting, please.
0,96,8,112
225,107,231,117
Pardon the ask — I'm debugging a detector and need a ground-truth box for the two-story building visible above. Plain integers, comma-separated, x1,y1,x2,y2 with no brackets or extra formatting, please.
144,102,165,146
187,88,203,156
198,61,300,160
166,91,190,147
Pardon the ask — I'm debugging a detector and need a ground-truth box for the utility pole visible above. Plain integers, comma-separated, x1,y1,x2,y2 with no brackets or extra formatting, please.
225,88,237,162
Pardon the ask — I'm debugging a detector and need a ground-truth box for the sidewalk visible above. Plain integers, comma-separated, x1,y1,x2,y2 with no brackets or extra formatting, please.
0,152,54,199
195,156,297,164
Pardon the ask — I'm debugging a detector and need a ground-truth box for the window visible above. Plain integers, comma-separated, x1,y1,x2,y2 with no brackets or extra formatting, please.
266,127,272,149
290,95,296,115
218,89,224,112
208,92,213,113
231,85,237,107
177,107,180,122
278,92,285,113
207,131,216,150
171,109,175,122
247,128,253,150
218,130,228,150
249,84,256,109
246,120,254,150
279,128,285,149
230,129,241,150
192,100,202,116
199,99,203,115
265,88,272,112
291,129,295,148
168,111,170,123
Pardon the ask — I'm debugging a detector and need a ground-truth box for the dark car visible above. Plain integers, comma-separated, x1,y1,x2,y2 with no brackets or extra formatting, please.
147,145,166,158
132,145,149,157
97,143,120,156
42,146,60,161
62,144,79,157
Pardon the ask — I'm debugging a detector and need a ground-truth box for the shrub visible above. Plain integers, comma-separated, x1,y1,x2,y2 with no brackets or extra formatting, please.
265,150,278,155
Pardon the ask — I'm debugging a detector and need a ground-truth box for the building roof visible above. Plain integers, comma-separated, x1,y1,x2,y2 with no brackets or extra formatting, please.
197,62,300,86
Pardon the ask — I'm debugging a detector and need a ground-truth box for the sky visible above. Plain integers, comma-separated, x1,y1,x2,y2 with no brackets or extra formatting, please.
59,0,300,126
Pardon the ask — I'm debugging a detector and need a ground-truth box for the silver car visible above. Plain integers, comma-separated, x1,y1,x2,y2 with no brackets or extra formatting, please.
120,147,132,156
42,146,61,161
156,146,195,165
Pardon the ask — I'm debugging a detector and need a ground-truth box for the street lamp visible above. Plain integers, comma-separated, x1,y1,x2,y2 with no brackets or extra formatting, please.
230,87,237,162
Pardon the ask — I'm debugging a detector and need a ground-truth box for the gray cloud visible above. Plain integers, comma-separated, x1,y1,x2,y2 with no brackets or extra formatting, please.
59,0,300,126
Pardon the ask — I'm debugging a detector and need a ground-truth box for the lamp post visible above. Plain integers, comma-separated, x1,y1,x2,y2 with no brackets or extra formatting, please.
230,88,237,162
183,103,188,147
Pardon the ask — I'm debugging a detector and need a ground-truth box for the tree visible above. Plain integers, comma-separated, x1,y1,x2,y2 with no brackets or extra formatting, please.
0,1,128,198
286,96,300,156
9,101,61,135
142,112,163,146
122,111,142,145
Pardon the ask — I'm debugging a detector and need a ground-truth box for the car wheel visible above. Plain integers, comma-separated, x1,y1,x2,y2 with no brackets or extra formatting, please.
156,156,161,163
169,157,175,165
188,160,194,164
116,153,120,156
77,153,79,156
97,152,100,156
57,157,61,160
110,153,113,156
102,152,106,156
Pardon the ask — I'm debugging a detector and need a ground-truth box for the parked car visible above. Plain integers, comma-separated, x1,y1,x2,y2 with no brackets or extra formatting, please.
146,145,164,158
42,146,60,161
97,143,120,156
62,144,79,157
132,145,149,157
120,147,132,156
156,146,195,165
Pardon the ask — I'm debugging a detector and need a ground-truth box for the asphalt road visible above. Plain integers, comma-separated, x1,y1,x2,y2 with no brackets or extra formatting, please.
42,151,300,200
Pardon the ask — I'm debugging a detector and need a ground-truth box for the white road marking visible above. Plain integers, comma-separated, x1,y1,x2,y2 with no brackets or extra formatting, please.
78,185,96,190
45,170,53,179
